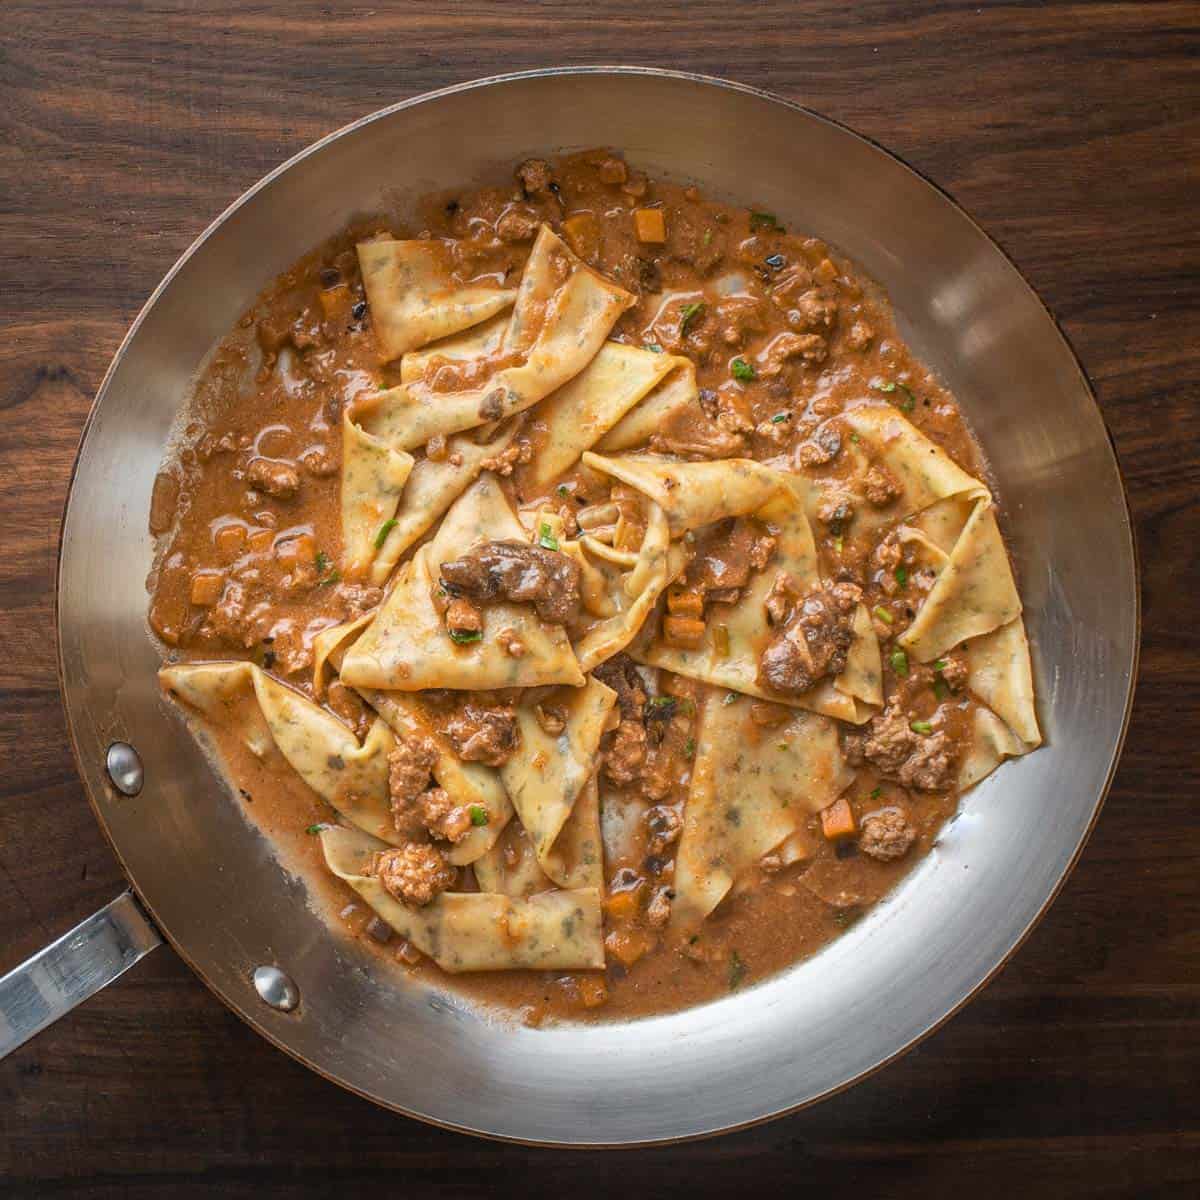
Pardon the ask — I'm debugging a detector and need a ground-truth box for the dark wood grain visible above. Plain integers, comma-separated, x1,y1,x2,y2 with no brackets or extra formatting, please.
1,1,1197,1195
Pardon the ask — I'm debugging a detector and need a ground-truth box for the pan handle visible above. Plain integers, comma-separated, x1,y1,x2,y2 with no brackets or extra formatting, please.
0,891,163,1058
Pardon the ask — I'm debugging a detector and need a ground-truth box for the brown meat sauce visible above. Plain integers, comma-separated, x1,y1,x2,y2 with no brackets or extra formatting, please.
151,150,1001,1025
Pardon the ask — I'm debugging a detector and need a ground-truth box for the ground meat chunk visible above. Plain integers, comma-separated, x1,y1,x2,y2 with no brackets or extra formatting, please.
714,295,765,347
785,288,838,331
204,580,270,648
846,319,874,350
859,808,917,862
864,464,901,507
593,654,646,721
439,539,581,625
333,582,383,620
797,423,843,468
758,580,862,694
764,570,802,626
899,730,957,791
374,844,456,907
596,155,627,184
444,703,520,767
246,457,301,499
478,437,532,476
516,157,554,197
604,720,648,787
857,706,958,792
417,787,473,844
445,596,483,637
645,887,672,928
938,655,969,692
758,331,828,378
645,805,682,856
326,680,370,739
388,735,438,836
496,205,540,243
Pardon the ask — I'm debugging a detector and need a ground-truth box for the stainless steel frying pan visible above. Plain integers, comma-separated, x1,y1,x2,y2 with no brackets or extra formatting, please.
0,68,1138,1145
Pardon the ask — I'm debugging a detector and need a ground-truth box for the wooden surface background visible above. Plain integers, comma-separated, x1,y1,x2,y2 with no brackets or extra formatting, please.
1,2,1197,1195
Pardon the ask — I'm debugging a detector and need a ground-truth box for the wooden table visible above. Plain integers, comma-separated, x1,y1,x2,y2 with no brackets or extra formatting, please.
1,2,1196,1194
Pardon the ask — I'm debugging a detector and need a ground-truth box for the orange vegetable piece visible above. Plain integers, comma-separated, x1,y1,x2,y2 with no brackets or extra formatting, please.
562,212,600,259
666,585,704,617
189,570,225,607
633,207,667,244
663,614,705,649
820,796,857,841
213,523,247,559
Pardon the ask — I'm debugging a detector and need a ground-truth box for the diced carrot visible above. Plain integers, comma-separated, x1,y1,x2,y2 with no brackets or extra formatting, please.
562,212,600,260
604,888,642,922
663,614,705,649
633,207,667,244
820,796,857,841
275,532,316,567
814,258,837,285
605,928,653,968
248,528,274,554
666,585,704,617
189,570,225,607
318,283,352,322
214,523,246,559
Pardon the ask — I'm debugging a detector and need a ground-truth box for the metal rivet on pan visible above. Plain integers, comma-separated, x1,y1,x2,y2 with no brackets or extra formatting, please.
253,965,300,1012
105,742,144,796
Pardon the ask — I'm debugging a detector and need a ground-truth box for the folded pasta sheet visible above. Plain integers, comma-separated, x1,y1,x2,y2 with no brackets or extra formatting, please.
357,239,516,363
340,473,584,691
321,826,604,972
343,226,632,580
521,344,683,489
369,225,633,452
159,662,401,846
311,619,513,867
628,468,875,722
671,696,855,932
498,678,614,888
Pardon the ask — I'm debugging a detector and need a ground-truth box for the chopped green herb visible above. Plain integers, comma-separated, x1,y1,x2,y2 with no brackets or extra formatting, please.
722,692,740,706
777,740,789,751
911,719,934,735
933,659,948,672
645,342,664,353
702,228,714,247
680,301,707,335
731,357,757,382
305,824,324,835
539,522,559,551
834,536,844,554
468,805,489,827
770,411,790,424
448,628,483,645
895,566,908,588
314,550,339,584
873,605,894,625
373,518,398,550
649,695,677,709
872,379,916,411
850,432,860,443
890,648,909,677
870,786,882,800
557,483,570,498
729,949,748,990
677,697,697,718
749,211,783,232
684,737,696,758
